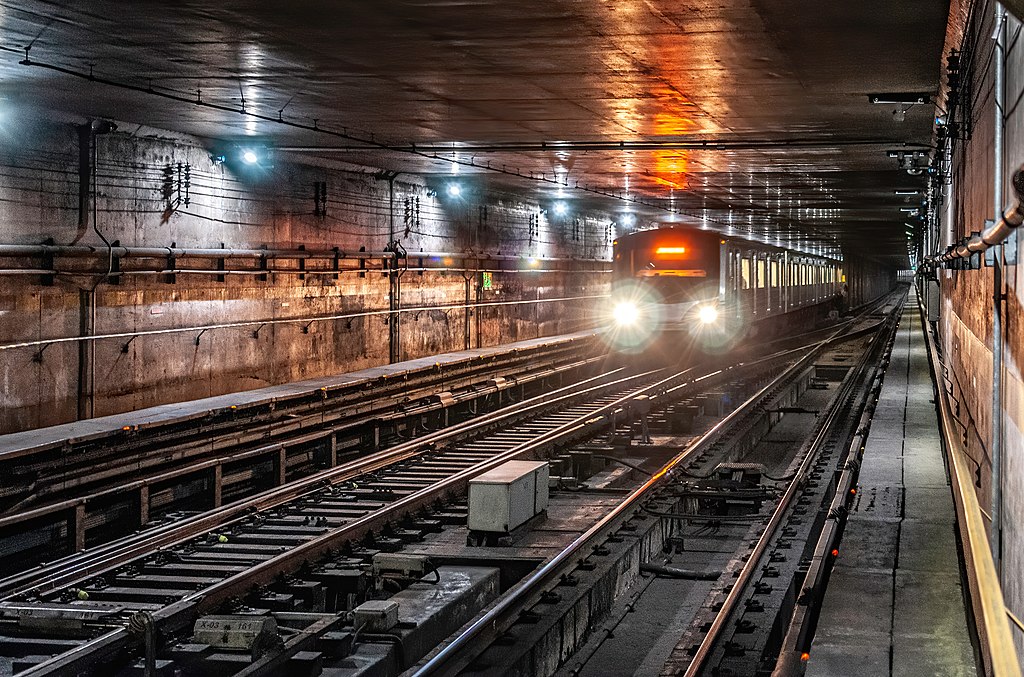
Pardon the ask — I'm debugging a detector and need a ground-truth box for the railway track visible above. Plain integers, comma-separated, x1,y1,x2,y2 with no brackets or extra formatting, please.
0,337,605,577
0,302,900,676
412,296,903,676
0,356,724,675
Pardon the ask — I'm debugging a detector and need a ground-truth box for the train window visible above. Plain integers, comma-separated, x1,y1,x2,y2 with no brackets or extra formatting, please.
741,258,751,290
757,259,766,289
771,260,779,287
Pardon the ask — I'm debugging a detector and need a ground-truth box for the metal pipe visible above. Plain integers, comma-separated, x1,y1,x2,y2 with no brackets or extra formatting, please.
0,243,394,260
991,2,1006,573
0,243,604,265
0,294,609,352
0,266,610,278
931,166,1024,262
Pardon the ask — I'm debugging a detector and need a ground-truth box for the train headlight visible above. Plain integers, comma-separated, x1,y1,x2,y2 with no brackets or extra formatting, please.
613,302,640,326
697,305,719,324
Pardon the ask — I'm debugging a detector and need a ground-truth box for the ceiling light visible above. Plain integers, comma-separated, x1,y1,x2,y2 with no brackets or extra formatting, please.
241,149,259,165
447,183,462,197
622,213,636,226
553,201,568,216
868,93,930,105
894,190,920,195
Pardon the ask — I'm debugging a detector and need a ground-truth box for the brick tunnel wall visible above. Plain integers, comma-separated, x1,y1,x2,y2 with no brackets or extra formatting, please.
939,3,1024,656
0,114,614,433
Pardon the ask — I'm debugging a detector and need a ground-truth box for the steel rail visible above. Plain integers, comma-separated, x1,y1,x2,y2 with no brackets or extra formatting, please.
0,367,644,601
680,309,891,677
412,324,865,676
413,297,899,677
684,299,901,671
0,333,598,459
0,354,602,534
769,295,904,676
14,365,676,676
917,290,1022,676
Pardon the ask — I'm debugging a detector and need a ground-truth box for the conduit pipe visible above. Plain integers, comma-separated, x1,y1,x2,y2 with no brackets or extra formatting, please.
930,166,1024,263
991,2,1007,573
0,243,603,265
0,244,394,260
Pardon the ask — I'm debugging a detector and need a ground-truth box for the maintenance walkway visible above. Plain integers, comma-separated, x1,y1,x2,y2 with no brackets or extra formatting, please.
806,291,975,675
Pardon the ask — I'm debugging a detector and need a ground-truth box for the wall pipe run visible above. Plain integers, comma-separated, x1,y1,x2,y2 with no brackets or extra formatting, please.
928,166,1024,263
0,294,609,353
991,2,1006,573
0,243,604,265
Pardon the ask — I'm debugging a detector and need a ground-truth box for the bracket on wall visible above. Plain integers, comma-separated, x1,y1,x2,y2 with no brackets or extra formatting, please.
110,239,122,285
252,323,266,339
166,241,177,284
302,321,314,334
121,335,137,354
984,221,997,266
216,243,226,283
257,245,268,282
195,328,210,346
40,237,55,286
31,342,51,364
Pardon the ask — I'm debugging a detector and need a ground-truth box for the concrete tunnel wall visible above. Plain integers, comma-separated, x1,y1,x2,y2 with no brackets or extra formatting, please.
939,3,1024,657
0,113,614,433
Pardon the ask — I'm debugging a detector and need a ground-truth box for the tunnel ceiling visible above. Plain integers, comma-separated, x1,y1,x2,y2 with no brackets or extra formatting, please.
0,1,950,266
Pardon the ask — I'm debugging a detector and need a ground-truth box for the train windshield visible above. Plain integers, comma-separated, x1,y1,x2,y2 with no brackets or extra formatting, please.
613,229,721,303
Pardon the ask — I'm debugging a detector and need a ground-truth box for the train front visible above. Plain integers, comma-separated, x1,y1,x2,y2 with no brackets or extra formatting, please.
606,228,730,358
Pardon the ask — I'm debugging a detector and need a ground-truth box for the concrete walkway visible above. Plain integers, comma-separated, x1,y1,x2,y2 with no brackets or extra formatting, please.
807,292,975,676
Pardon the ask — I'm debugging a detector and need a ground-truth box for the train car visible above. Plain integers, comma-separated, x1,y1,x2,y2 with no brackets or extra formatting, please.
607,226,843,353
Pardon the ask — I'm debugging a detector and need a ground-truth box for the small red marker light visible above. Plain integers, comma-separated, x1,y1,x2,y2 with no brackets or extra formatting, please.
831,549,839,557
122,426,131,431
850,488,857,495
801,652,810,662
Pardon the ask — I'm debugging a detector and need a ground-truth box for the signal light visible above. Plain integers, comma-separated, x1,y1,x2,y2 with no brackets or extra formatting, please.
831,548,839,557
801,652,811,662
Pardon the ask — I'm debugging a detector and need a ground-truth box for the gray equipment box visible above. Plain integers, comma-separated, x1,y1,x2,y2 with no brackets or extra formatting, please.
468,460,549,533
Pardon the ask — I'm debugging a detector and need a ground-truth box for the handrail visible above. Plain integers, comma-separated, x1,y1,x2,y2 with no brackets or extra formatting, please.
917,289,1022,676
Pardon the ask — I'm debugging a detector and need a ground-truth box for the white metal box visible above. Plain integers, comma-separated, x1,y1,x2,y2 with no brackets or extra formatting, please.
468,460,549,533
353,599,399,632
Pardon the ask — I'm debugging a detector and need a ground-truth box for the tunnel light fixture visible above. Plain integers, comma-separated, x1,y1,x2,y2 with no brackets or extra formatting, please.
553,201,568,216
446,183,462,198
894,190,920,195
868,93,930,105
241,149,260,165
621,213,636,226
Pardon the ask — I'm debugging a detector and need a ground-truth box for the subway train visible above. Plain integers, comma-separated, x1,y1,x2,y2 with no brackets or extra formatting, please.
606,226,844,353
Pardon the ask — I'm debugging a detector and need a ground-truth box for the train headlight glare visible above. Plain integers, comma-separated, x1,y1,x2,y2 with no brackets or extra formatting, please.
697,305,719,324
613,302,640,325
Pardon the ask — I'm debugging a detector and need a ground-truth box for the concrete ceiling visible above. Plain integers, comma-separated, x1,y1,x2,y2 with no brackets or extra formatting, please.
0,0,950,264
